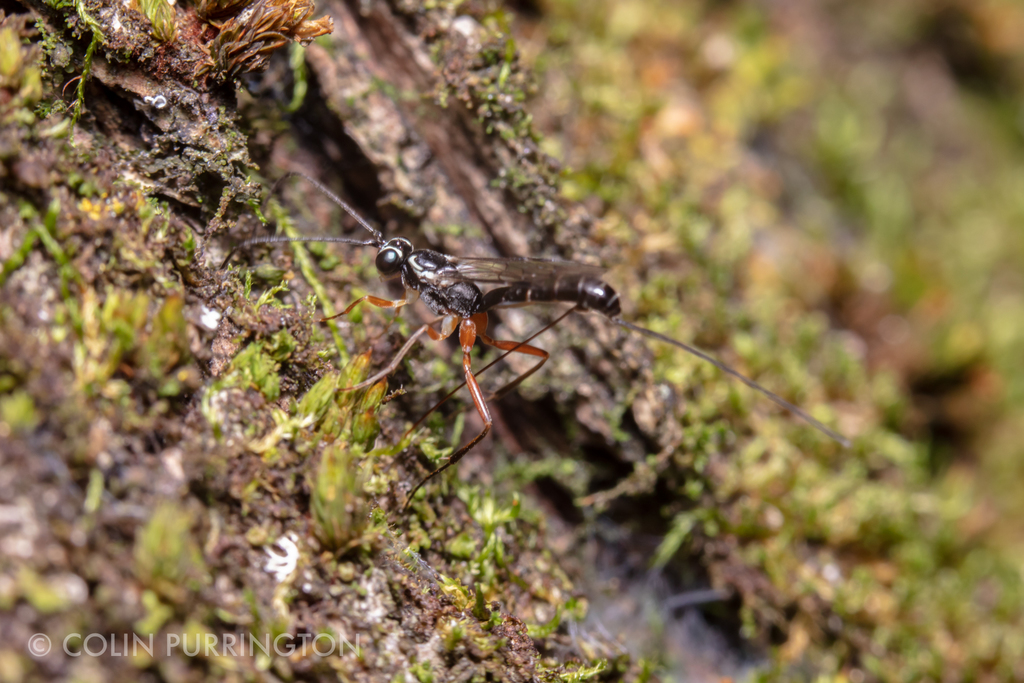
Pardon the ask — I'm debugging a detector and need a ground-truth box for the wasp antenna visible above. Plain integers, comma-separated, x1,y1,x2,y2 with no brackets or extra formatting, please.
612,318,851,448
277,171,385,246
220,235,378,268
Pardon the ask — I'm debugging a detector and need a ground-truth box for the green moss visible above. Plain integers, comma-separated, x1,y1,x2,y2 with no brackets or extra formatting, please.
16,567,73,613
72,288,142,391
285,42,308,112
134,590,175,635
83,467,103,513
136,0,178,43
0,390,38,433
446,531,475,560
140,296,192,391
229,343,281,400
408,660,433,683
271,199,348,359
310,443,371,552
0,24,43,128
264,328,298,362
0,27,23,78
68,29,99,140
526,605,562,639
0,229,37,288
133,503,209,602
553,660,607,682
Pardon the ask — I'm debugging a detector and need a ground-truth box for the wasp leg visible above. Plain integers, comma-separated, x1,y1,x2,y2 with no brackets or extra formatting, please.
320,294,410,322
404,314,492,510
340,315,458,391
403,333,548,439
402,306,577,440
476,330,549,403
335,299,445,392
338,323,435,392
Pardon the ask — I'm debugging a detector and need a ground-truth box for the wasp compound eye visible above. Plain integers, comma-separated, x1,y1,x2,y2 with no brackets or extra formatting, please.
375,248,400,273
375,239,411,276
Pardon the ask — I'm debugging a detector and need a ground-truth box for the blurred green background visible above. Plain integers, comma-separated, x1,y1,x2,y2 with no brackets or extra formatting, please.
510,0,1024,677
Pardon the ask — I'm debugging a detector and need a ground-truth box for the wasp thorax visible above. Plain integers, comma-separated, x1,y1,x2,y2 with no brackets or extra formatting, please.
375,238,413,276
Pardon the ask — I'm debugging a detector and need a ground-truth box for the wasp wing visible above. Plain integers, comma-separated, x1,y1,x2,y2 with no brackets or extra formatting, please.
440,256,606,287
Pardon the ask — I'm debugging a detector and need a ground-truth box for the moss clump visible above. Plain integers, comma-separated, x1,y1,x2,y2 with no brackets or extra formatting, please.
308,352,388,552
134,0,177,43
0,17,43,125
311,443,371,551
228,342,282,401
0,389,39,433
134,503,210,602
198,0,333,80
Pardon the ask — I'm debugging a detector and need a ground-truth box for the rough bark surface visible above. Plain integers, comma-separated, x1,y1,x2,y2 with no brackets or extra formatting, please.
0,0,647,681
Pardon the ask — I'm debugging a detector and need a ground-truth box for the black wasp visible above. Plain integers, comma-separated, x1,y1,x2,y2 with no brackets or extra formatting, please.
224,173,850,509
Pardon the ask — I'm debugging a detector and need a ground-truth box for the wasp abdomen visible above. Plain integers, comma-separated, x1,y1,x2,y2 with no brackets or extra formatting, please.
481,276,621,317
577,278,621,316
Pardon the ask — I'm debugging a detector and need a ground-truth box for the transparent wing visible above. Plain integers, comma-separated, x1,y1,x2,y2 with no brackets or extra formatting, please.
442,256,606,286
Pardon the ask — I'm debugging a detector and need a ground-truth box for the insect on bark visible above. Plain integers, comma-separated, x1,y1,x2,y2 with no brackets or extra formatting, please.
223,173,850,510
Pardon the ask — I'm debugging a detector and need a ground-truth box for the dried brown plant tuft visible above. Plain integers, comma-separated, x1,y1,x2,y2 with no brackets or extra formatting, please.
197,0,332,80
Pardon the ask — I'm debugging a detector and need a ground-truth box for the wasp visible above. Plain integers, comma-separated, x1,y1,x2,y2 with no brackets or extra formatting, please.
224,174,849,509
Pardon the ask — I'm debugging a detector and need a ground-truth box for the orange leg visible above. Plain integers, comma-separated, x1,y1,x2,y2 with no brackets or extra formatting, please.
404,313,494,510
339,323,433,392
403,323,551,439
320,294,409,322
331,296,441,392
477,329,550,403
